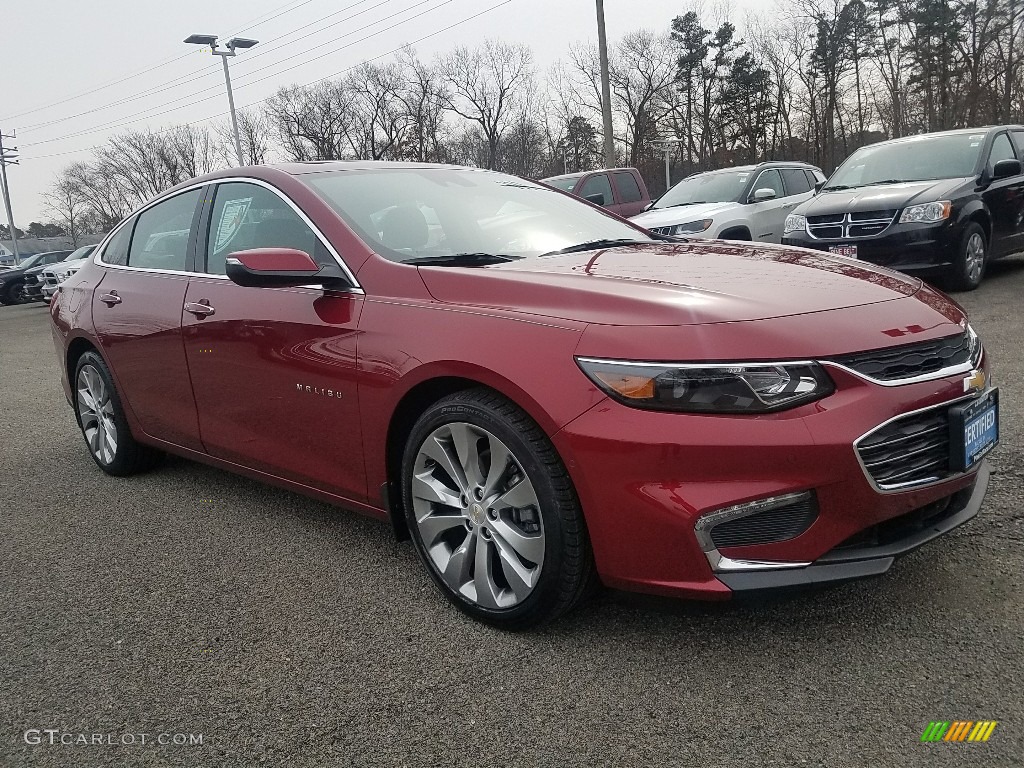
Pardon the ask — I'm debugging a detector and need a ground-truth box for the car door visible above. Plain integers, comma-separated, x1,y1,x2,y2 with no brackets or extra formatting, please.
611,171,646,217
746,168,789,242
577,173,616,211
181,179,367,501
91,187,205,451
987,130,1024,256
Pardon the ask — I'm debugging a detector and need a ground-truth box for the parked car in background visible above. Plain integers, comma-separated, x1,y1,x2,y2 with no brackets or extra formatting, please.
630,162,826,242
782,126,1024,291
52,162,995,628
541,167,651,217
19,264,50,302
40,246,97,302
0,250,72,305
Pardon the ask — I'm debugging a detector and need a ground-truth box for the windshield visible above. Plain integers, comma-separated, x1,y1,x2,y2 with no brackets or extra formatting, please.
65,246,93,260
542,176,582,193
826,133,984,190
652,170,750,209
304,168,654,263
16,254,46,269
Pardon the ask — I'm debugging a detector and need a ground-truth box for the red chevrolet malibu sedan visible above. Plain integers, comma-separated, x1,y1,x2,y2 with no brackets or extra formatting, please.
50,162,998,628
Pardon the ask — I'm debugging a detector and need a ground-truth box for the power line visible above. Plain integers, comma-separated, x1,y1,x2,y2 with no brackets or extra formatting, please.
18,0,513,162
22,0,458,148
1,0,314,123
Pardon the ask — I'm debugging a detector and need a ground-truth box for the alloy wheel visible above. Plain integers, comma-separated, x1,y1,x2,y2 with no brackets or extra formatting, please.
410,422,545,610
965,232,986,284
76,364,118,465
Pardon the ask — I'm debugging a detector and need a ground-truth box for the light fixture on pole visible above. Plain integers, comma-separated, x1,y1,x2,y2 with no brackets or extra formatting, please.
184,34,259,167
653,138,684,192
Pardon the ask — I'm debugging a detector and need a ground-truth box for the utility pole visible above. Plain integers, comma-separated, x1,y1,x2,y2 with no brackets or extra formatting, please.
595,0,615,168
0,129,20,266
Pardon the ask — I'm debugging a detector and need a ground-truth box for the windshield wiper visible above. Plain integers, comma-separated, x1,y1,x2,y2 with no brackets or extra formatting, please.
821,184,858,192
658,201,708,209
404,252,523,267
540,238,655,257
866,179,913,186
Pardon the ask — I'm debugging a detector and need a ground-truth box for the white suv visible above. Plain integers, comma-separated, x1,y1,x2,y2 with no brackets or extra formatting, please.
631,163,826,243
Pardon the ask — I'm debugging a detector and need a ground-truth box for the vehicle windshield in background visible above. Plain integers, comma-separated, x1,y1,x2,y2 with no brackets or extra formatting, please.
64,246,94,260
651,170,750,209
544,176,581,193
304,169,654,263
14,254,47,269
825,133,985,190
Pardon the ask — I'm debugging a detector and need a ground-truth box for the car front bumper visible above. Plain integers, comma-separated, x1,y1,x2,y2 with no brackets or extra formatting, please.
553,366,991,600
782,221,961,273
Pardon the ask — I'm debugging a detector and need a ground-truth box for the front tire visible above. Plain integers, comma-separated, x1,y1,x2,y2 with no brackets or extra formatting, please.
946,223,987,292
73,351,162,475
401,388,594,629
0,280,24,305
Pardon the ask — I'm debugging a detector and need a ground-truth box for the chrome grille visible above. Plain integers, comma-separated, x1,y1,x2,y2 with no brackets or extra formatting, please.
857,408,951,490
830,332,977,382
807,209,897,240
41,271,60,287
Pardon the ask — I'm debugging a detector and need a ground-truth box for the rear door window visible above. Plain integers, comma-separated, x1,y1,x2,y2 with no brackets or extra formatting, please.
781,168,812,196
613,172,643,203
99,219,135,266
127,190,201,271
578,174,614,206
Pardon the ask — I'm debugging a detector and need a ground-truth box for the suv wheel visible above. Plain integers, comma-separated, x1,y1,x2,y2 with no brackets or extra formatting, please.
401,388,595,629
74,351,162,475
0,280,24,305
947,223,987,292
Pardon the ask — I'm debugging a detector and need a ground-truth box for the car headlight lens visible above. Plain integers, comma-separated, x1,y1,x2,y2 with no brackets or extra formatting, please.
576,358,834,413
783,214,807,234
62,269,77,281
672,219,713,235
899,200,951,224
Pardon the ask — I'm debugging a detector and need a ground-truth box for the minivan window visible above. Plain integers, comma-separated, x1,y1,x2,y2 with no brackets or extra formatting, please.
825,133,985,190
127,190,201,271
988,133,1016,167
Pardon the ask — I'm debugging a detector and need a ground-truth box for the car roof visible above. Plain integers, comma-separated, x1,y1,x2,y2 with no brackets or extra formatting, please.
869,125,1024,147
542,168,637,182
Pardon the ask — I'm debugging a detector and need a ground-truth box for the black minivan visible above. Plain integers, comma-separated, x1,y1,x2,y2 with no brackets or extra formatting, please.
782,126,1024,290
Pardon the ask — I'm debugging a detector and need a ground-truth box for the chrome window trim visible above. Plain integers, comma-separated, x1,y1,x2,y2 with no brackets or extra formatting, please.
91,176,363,294
852,391,989,493
693,492,814,573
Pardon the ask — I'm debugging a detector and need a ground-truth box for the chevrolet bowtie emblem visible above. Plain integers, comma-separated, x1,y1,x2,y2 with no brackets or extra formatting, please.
963,369,987,393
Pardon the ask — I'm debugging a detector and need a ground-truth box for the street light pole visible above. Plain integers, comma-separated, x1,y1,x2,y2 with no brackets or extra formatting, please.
184,35,259,167
653,138,683,192
0,129,20,266
595,0,615,168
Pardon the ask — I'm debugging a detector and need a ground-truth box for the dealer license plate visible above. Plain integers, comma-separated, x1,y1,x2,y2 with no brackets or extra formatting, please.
828,244,858,258
950,389,999,471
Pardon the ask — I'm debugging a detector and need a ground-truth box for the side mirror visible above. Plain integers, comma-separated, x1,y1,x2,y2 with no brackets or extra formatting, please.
992,158,1022,179
226,248,349,288
750,188,777,203
584,192,606,206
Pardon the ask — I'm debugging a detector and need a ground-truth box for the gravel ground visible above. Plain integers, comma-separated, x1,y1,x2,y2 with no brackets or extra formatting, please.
2,262,1023,768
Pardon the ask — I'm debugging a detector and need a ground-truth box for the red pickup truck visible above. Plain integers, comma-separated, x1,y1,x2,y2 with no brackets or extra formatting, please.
541,167,651,218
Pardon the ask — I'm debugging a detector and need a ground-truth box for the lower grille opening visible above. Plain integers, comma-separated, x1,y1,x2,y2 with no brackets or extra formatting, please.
831,490,966,552
711,492,819,549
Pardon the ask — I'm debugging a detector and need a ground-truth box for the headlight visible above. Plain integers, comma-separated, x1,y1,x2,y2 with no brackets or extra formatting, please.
576,358,835,413
783,214,807,234
61,269,77,281
899,200,951,224
672,219,713,235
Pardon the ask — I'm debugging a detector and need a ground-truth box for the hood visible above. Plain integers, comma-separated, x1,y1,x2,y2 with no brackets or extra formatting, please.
47,258,87,275
630,201,741,227
798,177,971,215
417,241,925,326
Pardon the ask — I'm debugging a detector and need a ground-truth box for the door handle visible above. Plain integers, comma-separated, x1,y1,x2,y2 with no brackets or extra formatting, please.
99,292,121,306
184,300,215,318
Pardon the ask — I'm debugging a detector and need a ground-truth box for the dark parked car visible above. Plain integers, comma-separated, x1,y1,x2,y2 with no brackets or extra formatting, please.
51,162,995,627
782,125,1024,290
541,167,651,217
0,251,73,305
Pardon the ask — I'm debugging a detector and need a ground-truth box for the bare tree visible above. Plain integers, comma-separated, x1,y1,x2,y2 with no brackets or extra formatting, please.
44,177,88,246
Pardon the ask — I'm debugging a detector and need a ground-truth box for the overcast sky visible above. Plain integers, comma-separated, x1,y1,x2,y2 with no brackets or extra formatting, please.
4,0,764,225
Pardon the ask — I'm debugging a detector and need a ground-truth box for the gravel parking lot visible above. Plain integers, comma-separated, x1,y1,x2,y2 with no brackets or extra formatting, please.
2,264,1023,768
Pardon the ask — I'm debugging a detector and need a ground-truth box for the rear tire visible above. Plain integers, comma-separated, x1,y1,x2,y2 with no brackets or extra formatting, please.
401,388,595,629
73,351,162,476
0,281,24,305
946,223,987,292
